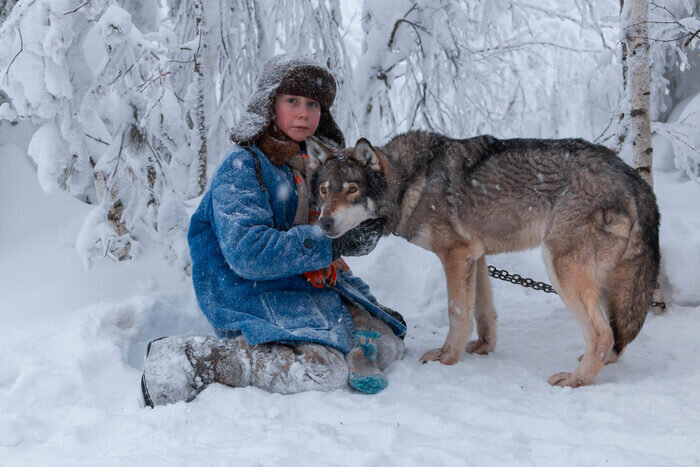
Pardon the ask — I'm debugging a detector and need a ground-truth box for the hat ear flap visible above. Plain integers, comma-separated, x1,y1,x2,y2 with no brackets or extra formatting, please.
352,138,381,172
306,136,331,171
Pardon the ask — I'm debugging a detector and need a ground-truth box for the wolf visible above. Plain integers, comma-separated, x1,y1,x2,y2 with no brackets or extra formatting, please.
305,131,660,387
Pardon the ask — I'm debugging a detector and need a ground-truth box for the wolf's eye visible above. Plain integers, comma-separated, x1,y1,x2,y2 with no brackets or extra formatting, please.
320,186,328,196
347,186,358,194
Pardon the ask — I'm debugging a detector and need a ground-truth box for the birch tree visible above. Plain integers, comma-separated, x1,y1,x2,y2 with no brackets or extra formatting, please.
621,0,654,186
620,0,665,314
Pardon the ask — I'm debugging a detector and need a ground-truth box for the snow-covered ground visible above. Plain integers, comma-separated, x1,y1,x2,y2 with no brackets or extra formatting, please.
1,139,699,466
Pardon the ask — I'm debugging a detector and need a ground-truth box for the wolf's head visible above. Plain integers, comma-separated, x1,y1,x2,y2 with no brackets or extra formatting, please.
306,136,387,238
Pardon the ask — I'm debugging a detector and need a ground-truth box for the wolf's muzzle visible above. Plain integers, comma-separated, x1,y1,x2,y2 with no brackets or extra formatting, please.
319,217,335,235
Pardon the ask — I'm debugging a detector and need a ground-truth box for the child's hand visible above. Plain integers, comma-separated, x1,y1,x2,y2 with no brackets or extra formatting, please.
303,259,349,288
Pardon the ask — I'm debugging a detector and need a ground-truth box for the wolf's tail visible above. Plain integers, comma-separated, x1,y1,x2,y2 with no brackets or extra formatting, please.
607,185,660,356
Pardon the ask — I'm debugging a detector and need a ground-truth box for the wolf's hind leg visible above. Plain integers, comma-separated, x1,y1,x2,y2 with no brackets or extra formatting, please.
546,256,613,387
420,247,477,365
467,256,497,355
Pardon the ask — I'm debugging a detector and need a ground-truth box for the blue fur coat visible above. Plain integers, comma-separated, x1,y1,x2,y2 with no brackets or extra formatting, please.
188,145,406,353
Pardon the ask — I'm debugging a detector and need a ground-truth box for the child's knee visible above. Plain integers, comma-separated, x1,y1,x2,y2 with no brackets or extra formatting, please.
377,333,405,370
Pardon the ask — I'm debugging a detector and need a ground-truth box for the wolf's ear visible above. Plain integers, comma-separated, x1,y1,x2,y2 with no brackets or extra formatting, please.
306,136,331,171
352,138,381,172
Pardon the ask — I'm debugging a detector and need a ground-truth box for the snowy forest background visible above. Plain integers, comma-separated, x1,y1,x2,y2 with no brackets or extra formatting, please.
2,1,700,465
1,0,699,271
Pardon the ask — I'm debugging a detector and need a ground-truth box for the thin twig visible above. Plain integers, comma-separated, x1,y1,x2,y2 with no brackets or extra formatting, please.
142,89,165,121
683,29,700,48
623,20,689,28
477,41,601,54
136,69,172,94
3,28,23,85
626,33,694,43
106,128,127,194
64,0,91,15
650,2,681,25
84,133,110,145
389,19,425,48
169,28,202,66
193,21,203,66
594,112,617,144
388,3,424,49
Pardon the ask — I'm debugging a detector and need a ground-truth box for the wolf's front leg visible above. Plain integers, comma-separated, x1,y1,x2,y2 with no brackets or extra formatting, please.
421,248,477,365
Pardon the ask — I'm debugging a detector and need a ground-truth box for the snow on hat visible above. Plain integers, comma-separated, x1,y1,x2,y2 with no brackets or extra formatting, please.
230,54,345,147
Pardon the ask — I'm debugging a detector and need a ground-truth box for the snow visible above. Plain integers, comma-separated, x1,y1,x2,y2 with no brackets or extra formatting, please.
97,5,134,47
2,138,700,465
654,92,700,180
26,122,69,193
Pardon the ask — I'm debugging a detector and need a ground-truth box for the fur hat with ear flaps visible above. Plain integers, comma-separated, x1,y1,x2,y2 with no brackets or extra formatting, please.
230,54,345,148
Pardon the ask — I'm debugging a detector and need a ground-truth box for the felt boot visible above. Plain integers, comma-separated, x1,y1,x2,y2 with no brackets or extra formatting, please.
141,335,348,407
141,335,250,407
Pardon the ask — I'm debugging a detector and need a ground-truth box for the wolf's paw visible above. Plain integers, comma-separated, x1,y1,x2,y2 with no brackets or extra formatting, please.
466,339,494,355
547,372,588,388
419,346,460,365
419,348,442,362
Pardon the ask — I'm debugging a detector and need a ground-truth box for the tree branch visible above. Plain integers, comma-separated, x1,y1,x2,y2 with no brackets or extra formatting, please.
683,29,700,48
63,0,91,15
3,27,23,85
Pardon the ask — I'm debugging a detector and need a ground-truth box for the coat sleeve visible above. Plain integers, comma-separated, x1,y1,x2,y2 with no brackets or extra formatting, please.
211,150,334,281
339,269,378,304
212,151,333,281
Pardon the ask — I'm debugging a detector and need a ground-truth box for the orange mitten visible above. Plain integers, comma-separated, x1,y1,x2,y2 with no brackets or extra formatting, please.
303,258,350,288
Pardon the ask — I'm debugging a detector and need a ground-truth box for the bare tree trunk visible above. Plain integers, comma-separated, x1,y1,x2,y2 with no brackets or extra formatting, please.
621,0,664,314
192,0,208,197
94,126,133,262
622,0,654,185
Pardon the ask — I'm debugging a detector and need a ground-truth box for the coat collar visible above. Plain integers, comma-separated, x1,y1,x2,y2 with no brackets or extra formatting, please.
257,124,301,166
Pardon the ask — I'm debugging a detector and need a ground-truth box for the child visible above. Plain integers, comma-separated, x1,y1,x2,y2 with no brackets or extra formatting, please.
141,55,406,406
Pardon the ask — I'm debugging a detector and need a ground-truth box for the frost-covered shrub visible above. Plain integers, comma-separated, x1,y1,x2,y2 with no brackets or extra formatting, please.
0,1,193,269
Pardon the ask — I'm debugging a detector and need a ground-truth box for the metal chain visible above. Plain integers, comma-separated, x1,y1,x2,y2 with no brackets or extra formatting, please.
487,264,666,310
487,265,557,294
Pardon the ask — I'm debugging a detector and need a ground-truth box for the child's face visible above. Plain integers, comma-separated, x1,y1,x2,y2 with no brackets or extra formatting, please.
273,94,322,142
